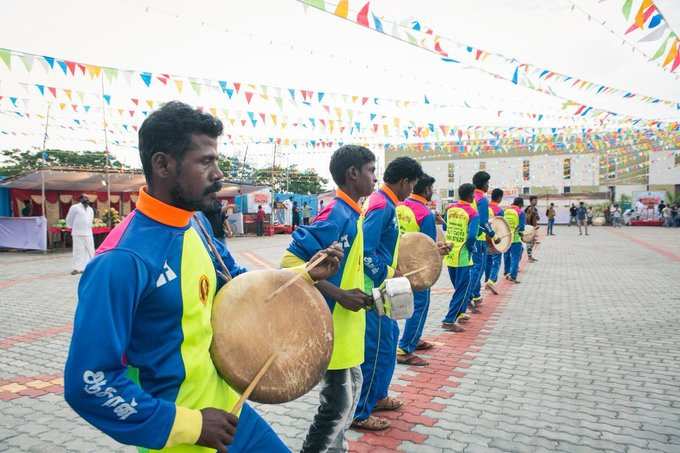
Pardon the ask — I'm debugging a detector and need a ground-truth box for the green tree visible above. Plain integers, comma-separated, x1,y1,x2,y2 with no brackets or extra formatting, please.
218,156,256,182
0,149,128,177
252,165,328,194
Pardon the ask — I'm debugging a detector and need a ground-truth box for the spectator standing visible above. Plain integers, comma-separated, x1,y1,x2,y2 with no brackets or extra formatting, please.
662,204,672,227
546,203,556,235
302,202,312,225
569,203,577,226
65,195,95,274
292,201,301,230
577,202,589,236
611,204,622,228
256,204,266,236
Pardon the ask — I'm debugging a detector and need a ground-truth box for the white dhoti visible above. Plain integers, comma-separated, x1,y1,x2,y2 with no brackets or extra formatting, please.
72,234,95,272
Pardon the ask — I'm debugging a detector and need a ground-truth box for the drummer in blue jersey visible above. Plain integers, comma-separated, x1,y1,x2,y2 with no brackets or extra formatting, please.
282,145,376,452
484,188,505,295
395,174,438,367
63,102,342,453
352,157,423,431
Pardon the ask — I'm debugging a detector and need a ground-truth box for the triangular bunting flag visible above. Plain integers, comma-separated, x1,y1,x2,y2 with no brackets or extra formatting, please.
20,54,34,72
65,60,77,75
86,65,101,79
140,72,152,87
190,79,202,95
0,49,11,70
147,100,155,109
42,55,55,68
131,98,139,105
233,82,241,93
35,84,45,96
64,89,72,101
48,86,57,98
104,67,118,83
334,0,348,18
226,88,234,99
103,94,111,105
357,2,370,27
174,79,184,93
244,91,254,104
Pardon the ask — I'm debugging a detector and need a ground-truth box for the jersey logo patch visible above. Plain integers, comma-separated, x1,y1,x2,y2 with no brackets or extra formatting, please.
156,261,177,287
199,275,210,305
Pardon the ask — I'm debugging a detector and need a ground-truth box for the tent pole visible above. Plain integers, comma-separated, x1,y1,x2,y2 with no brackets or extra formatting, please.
100,72,112,225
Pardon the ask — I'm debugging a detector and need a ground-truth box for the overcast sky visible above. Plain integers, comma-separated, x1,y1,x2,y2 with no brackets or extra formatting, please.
1,0,678,180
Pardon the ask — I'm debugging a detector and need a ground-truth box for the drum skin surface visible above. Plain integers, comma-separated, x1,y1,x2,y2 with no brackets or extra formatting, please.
522,225,536,243
211,269,333,404
487,216,511,254
397,232,442,291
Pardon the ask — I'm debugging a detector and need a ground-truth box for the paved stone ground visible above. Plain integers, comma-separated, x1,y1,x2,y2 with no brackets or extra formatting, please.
1,225,679,452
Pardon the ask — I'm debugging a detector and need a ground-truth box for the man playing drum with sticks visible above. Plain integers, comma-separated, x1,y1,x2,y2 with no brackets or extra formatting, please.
395,174,439,367
485,188,505,295
282,145,376,452
442,183,480,332
352,156,423,431
64,102,342,453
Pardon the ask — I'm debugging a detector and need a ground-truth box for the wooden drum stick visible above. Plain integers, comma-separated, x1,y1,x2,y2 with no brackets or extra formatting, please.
231,353,277,415
265,252,327,303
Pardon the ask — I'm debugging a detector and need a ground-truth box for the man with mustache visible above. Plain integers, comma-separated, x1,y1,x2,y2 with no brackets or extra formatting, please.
64,101,342,453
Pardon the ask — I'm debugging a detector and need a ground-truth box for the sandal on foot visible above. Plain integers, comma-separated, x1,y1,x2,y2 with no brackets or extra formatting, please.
397,353,429,366
374,396,403,412
415,340,434,351
351,415,390,431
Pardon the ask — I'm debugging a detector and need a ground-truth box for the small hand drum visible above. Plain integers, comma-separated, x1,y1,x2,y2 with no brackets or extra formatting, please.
522,225,536,243
211,269,333,404
487,216,511,254
397,232,442,291
371,277,414,320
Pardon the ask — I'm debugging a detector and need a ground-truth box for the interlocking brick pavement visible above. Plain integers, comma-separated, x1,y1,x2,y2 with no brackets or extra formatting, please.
1,226,679,452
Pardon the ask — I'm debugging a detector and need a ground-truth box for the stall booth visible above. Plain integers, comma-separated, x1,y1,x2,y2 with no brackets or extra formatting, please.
0,168,276,249
0,167,146,250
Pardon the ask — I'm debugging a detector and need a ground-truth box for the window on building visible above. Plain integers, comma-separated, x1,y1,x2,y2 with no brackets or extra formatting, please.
479,161,486,171
563,158,571,180
448,189,456,198
607,156,616,179
522,160,530,181
563,186,571,194
522,187,530,195
448,162,455,184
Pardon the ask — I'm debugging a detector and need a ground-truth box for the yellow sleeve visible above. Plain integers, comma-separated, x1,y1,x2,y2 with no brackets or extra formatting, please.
280,251,313,283
386,266,396,279
164,406,203,448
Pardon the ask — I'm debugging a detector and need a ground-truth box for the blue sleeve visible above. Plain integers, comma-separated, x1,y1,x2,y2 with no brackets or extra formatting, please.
419,213,437,241
477,198,494,237
441,211,447,231
287,216,342,261
193,213,247,284
466,215,480,252
363,206,389,286
519,212,526,233
64,251,175,449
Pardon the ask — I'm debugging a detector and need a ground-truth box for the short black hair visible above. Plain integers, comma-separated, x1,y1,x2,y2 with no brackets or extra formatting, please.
513,197,524,207
491,188,503,202
413,174,435,196
383,157,423,184
529,195,537,202
138,101,223,182
329,145,375,185
472,171,490,189
458,183,475,201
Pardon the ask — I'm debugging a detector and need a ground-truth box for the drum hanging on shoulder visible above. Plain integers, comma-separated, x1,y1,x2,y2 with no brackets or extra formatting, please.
487,216,512,254
521,225,536,243
211,269,333,404
396,232,443,291
370,277,414,320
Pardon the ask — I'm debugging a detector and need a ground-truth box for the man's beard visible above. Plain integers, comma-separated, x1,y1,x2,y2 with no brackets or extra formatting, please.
170,181,223,212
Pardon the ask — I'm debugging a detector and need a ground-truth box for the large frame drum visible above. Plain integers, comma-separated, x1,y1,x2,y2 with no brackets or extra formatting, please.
396,232,442,291
487,216,512,254
211,269,333,404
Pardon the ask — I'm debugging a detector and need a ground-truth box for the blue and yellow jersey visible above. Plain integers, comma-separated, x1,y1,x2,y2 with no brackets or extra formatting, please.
64,188,253,453
282,189,365,370
473,189,493,241
504,205,526,243
489,201,504,217
396,194,436,241
444,201,479,268
363,185,401,288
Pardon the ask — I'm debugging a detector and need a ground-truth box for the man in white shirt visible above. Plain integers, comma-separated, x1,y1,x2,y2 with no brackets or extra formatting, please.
283,196,293,226
65,195,95,275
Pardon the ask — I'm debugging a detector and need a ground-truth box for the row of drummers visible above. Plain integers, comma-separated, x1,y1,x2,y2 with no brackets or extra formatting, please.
209,154,536,448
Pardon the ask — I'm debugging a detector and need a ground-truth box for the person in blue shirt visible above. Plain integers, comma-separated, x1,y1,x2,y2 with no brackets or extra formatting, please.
63,101,342,453
281,145,376,452
577,201,589,236
352,157,423,431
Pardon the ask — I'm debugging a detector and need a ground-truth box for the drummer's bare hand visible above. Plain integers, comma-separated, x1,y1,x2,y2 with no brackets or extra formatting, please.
436,242,452,256
337,288,372,311
197,408,238,453
308,243,343,281
435,213,445,224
